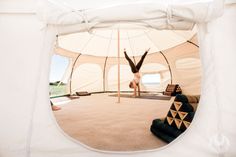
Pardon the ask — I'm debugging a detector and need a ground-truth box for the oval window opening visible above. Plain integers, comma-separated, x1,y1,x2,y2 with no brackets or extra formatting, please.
51,30,201,152
142,74,161,84
142,73,161,91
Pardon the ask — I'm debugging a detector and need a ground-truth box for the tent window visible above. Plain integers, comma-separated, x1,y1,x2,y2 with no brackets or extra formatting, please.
50,55,69,97
142,74,161,84
141,73,163,92
141,63,170,92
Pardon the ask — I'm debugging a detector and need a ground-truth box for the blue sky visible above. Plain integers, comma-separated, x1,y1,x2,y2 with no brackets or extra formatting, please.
50,55,69,83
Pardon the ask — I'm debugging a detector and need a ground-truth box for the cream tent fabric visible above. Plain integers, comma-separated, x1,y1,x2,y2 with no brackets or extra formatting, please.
55,33,200,94
0,0,236,157
57,28,197,57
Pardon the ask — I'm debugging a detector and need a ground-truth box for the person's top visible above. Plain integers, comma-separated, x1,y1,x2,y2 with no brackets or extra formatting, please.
133,72,141,84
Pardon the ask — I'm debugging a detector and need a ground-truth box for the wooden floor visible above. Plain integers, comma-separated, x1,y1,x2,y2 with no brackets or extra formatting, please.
53,93,174,151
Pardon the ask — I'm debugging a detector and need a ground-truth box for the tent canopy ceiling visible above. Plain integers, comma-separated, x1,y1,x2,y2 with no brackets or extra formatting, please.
58,26,197,57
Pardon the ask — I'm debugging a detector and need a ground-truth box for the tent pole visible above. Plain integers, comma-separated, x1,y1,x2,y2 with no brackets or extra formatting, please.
117,29,121,103
69,54,81,95
187,40,199,48
103,57,108,92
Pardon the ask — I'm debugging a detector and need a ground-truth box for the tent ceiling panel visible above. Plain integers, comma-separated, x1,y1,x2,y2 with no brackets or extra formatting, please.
58,28,197,57
72,54,106,66
164,36,199,60
55,47,79,58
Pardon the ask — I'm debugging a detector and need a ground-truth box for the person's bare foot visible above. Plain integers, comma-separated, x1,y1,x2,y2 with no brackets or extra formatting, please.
52,105,61,111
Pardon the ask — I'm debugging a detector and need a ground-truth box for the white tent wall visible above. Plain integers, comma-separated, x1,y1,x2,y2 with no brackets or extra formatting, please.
0,1,236,157
33,2,236,156
207,4,236,156
0,4,46,157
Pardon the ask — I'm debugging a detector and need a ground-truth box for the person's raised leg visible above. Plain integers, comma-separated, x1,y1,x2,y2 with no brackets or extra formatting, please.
124,49,138,73
136,48,150,71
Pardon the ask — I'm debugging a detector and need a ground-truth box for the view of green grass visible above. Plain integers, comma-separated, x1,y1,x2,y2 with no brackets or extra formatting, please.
49,84,68,97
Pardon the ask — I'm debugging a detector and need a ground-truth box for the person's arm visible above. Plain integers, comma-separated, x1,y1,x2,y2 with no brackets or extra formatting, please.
137,84,140,96
133,81,137,97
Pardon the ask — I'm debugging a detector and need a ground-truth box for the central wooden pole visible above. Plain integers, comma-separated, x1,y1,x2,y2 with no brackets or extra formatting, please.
117,29,120,103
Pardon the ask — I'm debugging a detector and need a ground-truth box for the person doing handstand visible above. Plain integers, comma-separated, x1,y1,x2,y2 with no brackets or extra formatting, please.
124,48,150,97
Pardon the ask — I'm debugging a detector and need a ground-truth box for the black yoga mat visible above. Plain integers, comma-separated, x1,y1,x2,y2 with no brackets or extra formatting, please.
109,93,171,100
